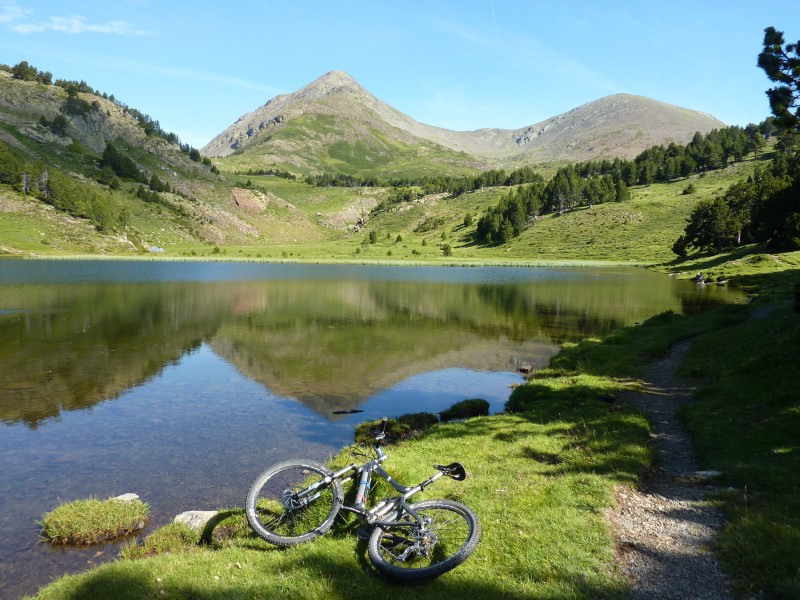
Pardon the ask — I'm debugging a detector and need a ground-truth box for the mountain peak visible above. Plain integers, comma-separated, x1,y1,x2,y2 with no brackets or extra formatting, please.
315,69,359,86
296,70,367,100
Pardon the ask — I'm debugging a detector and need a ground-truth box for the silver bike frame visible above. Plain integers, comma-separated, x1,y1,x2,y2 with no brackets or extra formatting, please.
327,445,447,527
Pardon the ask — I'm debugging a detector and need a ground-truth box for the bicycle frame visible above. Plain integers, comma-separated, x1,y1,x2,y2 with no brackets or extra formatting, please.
295,444,450,529
245,419,480,579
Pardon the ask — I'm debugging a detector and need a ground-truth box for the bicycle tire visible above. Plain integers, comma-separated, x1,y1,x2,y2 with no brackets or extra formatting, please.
367,499,481,580
246,459,343,547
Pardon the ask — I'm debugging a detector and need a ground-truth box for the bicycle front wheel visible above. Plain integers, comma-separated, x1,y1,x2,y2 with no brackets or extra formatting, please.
246,460,343,547
368,499,481,580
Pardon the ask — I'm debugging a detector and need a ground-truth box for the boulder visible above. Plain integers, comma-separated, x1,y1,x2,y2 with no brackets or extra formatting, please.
174,510,218,531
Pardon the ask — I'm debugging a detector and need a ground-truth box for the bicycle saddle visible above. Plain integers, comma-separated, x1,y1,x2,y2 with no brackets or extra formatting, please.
435,462,467,481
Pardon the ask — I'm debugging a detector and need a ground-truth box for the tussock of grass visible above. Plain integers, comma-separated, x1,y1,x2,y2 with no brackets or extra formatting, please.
506,372,623,413
439,398,489,421
120,523,199,560
39,497,149,545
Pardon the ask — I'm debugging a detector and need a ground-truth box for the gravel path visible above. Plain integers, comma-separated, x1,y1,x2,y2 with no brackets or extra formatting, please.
608,341,732,599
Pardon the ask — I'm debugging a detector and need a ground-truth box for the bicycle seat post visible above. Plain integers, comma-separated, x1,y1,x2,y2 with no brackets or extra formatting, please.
354,466,371,509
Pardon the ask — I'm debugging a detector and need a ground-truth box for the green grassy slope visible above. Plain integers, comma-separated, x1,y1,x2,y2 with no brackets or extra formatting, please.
0,70,771,261
170,155,764,264
215,114,480,180
0,72,293,254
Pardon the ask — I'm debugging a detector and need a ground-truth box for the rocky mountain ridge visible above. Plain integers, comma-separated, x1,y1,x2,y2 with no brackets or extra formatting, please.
203,70,726,170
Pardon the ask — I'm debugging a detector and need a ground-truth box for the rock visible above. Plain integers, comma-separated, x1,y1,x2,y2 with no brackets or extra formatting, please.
174,510,218,531
111,493,140,502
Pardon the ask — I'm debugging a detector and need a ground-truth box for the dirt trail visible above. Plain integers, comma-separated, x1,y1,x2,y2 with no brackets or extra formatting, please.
608,341,732,599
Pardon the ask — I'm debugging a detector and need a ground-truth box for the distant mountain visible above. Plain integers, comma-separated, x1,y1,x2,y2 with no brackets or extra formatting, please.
203,70,725,174
202,70,480,178
412,94,727,163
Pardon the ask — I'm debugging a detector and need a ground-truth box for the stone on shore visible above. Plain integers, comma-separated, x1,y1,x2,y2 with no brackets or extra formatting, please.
174,510,218,531
111,493,140,502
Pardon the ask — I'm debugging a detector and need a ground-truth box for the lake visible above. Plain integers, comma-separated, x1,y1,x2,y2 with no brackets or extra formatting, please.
0,260,737,598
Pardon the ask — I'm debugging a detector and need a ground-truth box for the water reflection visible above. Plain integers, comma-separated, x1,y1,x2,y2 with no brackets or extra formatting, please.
0,263,733,427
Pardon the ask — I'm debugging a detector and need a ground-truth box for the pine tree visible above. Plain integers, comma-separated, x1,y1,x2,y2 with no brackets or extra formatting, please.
758,27,800,133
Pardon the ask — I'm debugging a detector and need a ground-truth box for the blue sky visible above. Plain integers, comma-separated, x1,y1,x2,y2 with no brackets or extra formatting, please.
1,1,798,148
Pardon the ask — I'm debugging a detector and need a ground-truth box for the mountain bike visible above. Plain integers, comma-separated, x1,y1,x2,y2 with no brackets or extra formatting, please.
245,419,481,580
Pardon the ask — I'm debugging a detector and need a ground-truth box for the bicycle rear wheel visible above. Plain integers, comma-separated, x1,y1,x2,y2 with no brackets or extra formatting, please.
367,499,481,580
246,460,343,547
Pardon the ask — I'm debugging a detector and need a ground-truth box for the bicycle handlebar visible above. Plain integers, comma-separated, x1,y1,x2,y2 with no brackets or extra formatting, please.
372,417,388,442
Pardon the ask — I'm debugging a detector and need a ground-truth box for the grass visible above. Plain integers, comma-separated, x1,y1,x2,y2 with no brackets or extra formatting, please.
39,497,150,545
678,305,800,598
119,523,200,560
2,138,770,263
662,245,800,298
439,399,490,421
508,284,799,598
36,407,652,599
183,156,768,265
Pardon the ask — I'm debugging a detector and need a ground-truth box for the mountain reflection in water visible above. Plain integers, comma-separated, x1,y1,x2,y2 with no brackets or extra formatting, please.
0,263,734,427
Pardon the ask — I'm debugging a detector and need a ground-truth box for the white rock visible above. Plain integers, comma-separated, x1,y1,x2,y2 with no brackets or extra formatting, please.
112,493,140,502
174,510,217,531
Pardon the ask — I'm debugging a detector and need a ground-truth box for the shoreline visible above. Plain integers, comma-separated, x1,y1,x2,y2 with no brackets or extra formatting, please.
1,253,651,268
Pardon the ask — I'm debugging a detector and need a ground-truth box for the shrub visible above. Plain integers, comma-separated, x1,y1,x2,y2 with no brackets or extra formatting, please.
440,399,489,421
353,412,438,445
505,377,618,414
398,412,438,431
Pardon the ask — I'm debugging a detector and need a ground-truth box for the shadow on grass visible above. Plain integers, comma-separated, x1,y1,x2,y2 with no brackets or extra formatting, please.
426,402,651,487
729,266,800,298
57,545,629,600
663,245,764,273
716,513,800,599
